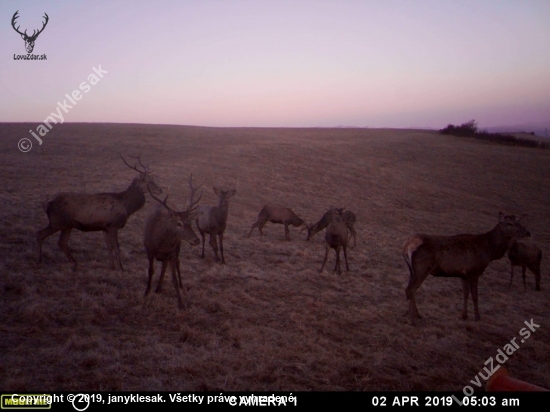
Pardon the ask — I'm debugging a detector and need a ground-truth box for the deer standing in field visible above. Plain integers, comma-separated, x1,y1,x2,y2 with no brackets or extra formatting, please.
319,208,350,274
195,183,236,264
403,212,530,326
248,204,307,241
143,176,202,308
507,238,542,291
37,154,162,271
307,208,357,247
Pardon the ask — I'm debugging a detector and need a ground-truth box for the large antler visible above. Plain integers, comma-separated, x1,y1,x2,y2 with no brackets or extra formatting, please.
11,11,25,37
187,174,203,213
31,12,49,39
11,11,49,39
147,184,177,214
119,153,150,175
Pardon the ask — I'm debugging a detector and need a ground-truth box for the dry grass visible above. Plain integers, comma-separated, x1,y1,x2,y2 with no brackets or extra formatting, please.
1,123,549,392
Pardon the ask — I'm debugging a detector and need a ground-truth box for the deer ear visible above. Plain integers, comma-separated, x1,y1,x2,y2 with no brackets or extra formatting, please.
213,187,221,196
227,189,236,197
498,211,504,222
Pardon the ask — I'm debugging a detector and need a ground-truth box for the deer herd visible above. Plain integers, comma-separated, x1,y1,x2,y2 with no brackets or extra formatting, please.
36,155,542,323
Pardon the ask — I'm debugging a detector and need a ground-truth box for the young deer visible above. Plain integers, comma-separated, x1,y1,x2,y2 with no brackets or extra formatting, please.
37,154,162,271
248,204,307,241
319,208,350,274
307,208,357,247
508,238,542,291
143,177,202,309
403,212,530,325
195,183,236,264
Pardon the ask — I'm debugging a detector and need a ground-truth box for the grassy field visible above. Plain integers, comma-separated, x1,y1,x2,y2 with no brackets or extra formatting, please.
1,122,549,392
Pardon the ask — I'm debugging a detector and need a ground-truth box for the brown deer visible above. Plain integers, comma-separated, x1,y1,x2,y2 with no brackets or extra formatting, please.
248,204,307,241
195,184,236,264
403,212,530,326
319,208,350,274
507,238,542,291
143,176,202,308
37,154,162,271
307,208,357,246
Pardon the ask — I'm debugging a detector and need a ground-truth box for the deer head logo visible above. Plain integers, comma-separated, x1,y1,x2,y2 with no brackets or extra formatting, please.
11,11,49,54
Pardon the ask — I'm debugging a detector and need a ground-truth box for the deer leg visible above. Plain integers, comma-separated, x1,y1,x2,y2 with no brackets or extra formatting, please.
175,257,183,289
522,266,527,291
530,263,541,291
284,222,290,241
219,233,225,264
145,253,155,296
405,262,425,324
105,228,123,271
199,228,206,259
209,234,220,262
103,230,116,270
57,228,76,265
470,277,480,321
37,226,59,263
156,260,168,293
334,246,341,274
343,244,349,272
351,229,357,247
248,222,259,238
461,278,470,320
509,264,514,289
170,259,185,309
319,245,330,273
258,221,266,236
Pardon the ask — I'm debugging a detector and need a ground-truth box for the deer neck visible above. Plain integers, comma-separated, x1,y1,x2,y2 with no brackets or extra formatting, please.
120,179,146,215
485,226,513,261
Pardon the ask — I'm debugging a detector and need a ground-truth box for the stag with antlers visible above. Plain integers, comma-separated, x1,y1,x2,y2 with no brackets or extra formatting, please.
37,154,162,271
143,175,203,308
12,11,49,54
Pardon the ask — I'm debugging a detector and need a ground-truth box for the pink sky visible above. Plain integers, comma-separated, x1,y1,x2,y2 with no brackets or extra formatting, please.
1,0,549,129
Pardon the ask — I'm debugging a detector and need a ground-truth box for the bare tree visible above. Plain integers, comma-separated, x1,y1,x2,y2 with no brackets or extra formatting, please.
195,184,236,264
403,212,530,325
143,178,202,308
508,238,542,291
319,208,350,274
37,154,162,271
248,204,307,241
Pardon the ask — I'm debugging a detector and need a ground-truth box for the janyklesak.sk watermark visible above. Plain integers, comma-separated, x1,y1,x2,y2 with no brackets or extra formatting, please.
18,65,108,153
451,318,540,405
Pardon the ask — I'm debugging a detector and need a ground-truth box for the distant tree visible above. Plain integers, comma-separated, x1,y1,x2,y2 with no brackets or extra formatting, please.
440,119,477,137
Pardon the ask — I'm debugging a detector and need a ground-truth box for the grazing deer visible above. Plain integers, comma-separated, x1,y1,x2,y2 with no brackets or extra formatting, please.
403,212,530,326
195,183,236,264
37,154,162,271
248,204,307,241
319,208,350,274
307,208,357,246
507,238,542,291
143,177,202,308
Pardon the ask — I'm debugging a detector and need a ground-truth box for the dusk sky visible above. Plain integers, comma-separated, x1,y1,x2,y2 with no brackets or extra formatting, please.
1,0,549,129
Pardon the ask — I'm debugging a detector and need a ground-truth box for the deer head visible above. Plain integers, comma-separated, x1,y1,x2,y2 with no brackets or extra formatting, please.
119,153,162,195
12,11,49,54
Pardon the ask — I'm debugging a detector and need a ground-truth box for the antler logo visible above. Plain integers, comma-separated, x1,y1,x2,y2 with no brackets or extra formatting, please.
11,10,49,54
